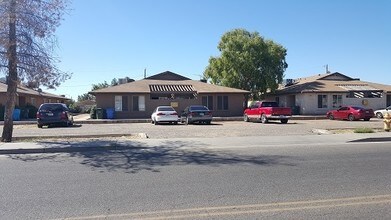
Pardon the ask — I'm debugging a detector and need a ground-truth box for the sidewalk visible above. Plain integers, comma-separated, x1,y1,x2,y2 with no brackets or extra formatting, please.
0,132,390,155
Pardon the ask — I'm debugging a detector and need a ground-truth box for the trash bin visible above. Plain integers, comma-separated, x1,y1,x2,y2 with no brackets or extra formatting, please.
13,108,21,121
96,108,103,119
106,108,115,119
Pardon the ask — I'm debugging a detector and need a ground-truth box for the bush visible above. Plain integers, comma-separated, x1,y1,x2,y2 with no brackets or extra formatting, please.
89,106,97,119
69,103,82,113
354,127,375,133
22,104,38,119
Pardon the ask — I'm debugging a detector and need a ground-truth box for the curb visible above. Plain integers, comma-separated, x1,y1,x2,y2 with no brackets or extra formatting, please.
0,144,146,155
11,133,148,142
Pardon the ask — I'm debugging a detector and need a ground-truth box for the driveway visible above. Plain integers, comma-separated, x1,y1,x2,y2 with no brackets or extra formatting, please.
7,118,386,140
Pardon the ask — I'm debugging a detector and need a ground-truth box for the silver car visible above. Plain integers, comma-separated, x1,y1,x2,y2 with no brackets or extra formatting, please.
180,105,212,125
374,106,391,118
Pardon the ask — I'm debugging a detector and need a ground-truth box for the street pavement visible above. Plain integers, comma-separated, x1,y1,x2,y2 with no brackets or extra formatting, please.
1,136,390,219
0,117,389,154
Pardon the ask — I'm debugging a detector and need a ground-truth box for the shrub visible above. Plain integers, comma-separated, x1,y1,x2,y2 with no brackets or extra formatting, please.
354,127,375,133
89,106,97,119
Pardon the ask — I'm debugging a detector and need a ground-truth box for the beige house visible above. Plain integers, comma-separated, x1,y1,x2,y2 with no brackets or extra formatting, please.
89,71,250,119
267,72,391,115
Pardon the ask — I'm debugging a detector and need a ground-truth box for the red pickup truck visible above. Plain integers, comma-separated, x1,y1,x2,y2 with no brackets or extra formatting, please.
243,101,292,124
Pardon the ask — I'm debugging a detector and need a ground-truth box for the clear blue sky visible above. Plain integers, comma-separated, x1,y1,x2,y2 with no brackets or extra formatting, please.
49,0,391,100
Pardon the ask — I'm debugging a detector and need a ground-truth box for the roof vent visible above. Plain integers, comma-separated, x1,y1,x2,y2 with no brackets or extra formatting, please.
283,79,294,87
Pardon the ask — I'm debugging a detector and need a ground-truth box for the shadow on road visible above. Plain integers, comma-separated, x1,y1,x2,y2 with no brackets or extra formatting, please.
349,137,391,143
9,139,295,173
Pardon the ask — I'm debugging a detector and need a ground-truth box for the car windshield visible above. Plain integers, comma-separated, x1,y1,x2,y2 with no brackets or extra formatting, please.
158,107,175,111
190,106,208,111
261,102,278,107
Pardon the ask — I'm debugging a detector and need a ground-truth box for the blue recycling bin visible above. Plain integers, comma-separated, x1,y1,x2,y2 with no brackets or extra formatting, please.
106,108,115,119
13,108,21,121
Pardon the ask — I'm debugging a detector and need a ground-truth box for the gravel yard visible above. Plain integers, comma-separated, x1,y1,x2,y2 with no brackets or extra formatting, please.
6,118,386,140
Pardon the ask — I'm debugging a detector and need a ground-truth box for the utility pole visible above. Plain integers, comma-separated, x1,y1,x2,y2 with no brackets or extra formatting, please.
324,64,330,73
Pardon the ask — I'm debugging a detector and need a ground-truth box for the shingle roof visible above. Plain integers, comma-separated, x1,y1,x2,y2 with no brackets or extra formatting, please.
0,82,70,100
90,72,250,94
276,72,391,94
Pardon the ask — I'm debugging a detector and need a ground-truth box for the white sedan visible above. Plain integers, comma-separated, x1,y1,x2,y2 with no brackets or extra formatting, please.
151,106,179,125
374,106,391,118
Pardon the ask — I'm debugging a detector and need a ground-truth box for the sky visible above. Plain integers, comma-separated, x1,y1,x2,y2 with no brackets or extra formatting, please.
48,0,391,100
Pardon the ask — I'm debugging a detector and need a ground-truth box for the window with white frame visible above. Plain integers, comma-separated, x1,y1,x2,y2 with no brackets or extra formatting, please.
115,96,122,111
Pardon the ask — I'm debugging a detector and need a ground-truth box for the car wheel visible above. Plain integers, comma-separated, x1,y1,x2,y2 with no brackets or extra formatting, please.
174,121,178,125
37,124,43,128
185,117,191,125
153,119,158,125
376,112,383,119
281,119,288,124
364,118,370,121
348,114,355,121
261,114,268,124
328,114,334,120
244,114,249,122
205,120,211,125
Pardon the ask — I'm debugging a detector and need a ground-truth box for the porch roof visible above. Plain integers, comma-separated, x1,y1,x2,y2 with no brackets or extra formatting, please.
149,84,196,93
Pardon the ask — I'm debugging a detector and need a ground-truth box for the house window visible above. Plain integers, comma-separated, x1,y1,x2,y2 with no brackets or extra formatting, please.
318,95,328,108
133,95,145,111
115,96,122,111
217,96,229,110
30,97,36,106
202,96,213,110
122,96,128,111
332,95,342,108
115,95,129,111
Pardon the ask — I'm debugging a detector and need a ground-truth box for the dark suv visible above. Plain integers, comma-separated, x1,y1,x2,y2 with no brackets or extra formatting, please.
36,103,74,128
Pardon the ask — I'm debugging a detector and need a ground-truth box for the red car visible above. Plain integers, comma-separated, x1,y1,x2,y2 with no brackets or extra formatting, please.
327,106,374,121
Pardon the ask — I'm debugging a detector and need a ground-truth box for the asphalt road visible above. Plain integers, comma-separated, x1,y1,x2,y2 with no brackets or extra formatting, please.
1,135,390,219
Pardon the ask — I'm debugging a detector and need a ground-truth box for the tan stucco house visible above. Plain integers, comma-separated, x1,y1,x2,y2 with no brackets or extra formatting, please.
266,72,391,115
89,71,250,119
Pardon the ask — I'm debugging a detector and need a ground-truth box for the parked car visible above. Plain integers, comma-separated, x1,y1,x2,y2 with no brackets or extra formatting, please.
327,106,374,121
151,106,179,125
374,106,391,118
36,103,74,128
243,101,292,124
180,105,212,124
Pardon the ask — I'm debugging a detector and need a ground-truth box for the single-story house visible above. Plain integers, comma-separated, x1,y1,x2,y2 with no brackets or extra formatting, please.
266,72,391,115
0,80,70,110
89,71,250,119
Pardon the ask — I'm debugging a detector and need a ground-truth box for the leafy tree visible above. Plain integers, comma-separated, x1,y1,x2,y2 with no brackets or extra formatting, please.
204,29,288,100
0,0,70,142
